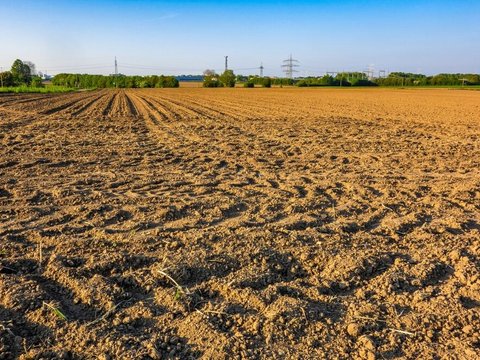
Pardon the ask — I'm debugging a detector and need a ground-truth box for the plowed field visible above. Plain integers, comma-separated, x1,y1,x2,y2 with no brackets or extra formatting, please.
1,88,479,359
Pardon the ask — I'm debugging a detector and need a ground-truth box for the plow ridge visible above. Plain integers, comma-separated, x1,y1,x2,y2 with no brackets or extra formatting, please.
144,93,213,120
102,92,118,116
41,92,100,115
172,95,241,120
124,92,139,116
70,92,109,116
136,95,169,121
137,92,203,120
0,94,56,107
130,93,193,143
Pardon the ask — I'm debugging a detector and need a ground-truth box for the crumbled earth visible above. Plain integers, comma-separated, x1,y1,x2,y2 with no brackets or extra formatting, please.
0,88,479,359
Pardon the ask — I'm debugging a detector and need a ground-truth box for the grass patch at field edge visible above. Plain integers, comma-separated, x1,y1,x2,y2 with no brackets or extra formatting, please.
0,85,78,93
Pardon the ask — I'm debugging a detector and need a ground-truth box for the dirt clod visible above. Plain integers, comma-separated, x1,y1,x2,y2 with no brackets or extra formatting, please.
347,323,363,337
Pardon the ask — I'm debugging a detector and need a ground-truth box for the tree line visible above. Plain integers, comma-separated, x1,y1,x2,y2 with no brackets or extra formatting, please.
1,59,179,89
52,73,179,88
296,72,480,87
375,72,480,86
2,58,479,90
202,68,480,88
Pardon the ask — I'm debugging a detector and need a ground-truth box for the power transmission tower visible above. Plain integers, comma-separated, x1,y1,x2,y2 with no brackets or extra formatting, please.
260,62,264,77
282,54,299,79
224,56,228,72
365,64,375,80
113,57,119,88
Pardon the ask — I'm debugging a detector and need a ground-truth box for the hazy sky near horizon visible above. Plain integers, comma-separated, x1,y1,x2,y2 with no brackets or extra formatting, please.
1,0,479,76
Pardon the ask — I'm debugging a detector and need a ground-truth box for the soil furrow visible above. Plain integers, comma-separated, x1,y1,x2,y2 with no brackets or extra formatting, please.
102,91,118,116
70,91,109,116
41,92,100,115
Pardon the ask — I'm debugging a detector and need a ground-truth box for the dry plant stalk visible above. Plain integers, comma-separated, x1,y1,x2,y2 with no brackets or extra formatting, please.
157,269,190,299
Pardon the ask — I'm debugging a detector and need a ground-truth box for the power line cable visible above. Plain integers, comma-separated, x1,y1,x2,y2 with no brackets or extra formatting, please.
36,64,112,71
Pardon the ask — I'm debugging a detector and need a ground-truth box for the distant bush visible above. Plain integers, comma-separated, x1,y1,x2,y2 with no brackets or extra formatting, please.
220,70,236,88
156,75,179,88
350,79,378,87
202,69,237,88
261,77,272,88
243,76,272,88
244,81,254,88
203,75,222,87
272,78,295,86
202,69,219,87
30,76,44,88
296,77,336,87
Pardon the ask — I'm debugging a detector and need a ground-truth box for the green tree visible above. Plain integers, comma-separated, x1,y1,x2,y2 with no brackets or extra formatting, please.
0,71,14,87
11,59,32,85
219,70,236,87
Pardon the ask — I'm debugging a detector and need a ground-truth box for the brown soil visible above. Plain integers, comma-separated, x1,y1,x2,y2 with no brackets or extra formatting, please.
0,88,479,359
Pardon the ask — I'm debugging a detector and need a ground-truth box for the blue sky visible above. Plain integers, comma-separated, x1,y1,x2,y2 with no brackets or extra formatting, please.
1,0,479,76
